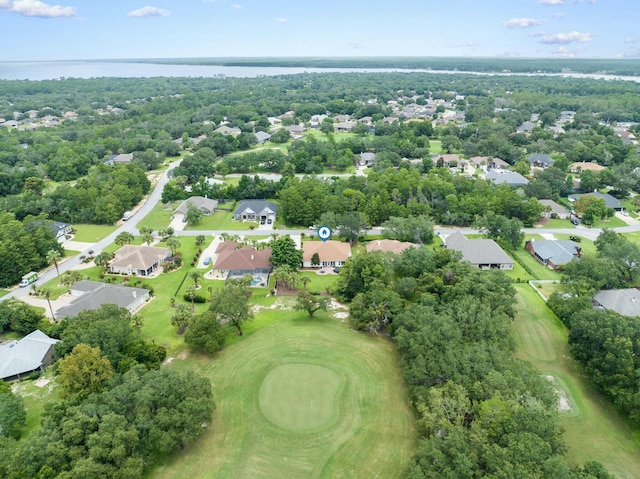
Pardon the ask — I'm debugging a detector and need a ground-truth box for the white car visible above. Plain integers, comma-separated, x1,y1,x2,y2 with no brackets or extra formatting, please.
308,225,318,230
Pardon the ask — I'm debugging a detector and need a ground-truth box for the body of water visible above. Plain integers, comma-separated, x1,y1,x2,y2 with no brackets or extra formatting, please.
1,60,639,82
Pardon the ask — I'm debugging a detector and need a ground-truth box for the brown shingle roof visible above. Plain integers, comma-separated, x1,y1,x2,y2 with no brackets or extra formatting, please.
302,240,351,262
213,246,272,271
111,245,171,271
365,239,415,255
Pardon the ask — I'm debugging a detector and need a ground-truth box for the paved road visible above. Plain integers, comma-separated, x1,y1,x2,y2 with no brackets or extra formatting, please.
2,159,637,302
2,159,181,302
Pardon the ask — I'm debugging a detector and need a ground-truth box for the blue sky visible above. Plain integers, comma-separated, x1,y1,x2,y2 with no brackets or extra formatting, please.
1,0,638,61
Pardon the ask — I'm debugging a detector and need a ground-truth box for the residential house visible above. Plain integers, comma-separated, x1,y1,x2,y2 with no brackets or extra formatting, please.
538,199,570,219
568,192,623,211
485,170,529,187
302,240,351,268
173,196,218,216
443,232,514,270
516,121,536,134
334,121,356,133
56,280,150,319
359,152,376,167
0,330,60,381
527,153,554,168
254,131,271,144
593,288,640,317
51,221,72,242
111,153,133,164
366,239,414,255
432,154,461,167
215,125,241,135
525,239,581,270
569,161,606,173
109,245,171,276
210,242,272,282
490,158,510,169
282,125,307,138
233,200,278,224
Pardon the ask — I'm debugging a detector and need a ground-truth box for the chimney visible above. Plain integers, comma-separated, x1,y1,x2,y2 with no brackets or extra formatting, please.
251,254,254,261
132,290,137,298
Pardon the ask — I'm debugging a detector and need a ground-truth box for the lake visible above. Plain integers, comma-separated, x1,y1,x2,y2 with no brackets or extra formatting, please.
1,60,639,82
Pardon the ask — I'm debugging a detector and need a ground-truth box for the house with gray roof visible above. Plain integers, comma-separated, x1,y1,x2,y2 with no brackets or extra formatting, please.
567,192,623,211
0,330,60,381
56,280,150,319
215,125,241,135
254,131,271,144
359,152,376,167
528,153,554,168
109,245,171,276
173,196,218,216
444,232,514,270
525,239,581,270
233,199,278,224
539,199,570,219
485,169,529,187
593,288,640,317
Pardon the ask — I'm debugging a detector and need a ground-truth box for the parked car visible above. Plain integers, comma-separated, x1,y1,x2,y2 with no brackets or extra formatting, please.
333,267,341,273
308,225,318,230
570,217,579,226
203,256,212,265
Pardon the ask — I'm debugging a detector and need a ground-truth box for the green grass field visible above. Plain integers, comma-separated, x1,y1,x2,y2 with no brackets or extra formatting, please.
71,224,119,242
151,308,416,479
512,249,561,281
512,284,640,479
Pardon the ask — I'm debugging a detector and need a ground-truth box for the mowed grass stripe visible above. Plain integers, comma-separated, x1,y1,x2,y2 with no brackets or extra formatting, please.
151,314,416,479
513,284,640,479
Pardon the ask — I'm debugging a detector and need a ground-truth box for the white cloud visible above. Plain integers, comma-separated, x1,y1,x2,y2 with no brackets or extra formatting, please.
503,17,543,28
625,37,640,44
231,3,242,8
540,31,592,44
127,6,170,18
622,49,640,58
274,17,287,23
539,0,564,5
7,0,75,17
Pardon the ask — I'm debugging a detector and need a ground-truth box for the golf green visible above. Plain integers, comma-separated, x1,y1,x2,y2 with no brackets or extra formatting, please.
259,364,341,433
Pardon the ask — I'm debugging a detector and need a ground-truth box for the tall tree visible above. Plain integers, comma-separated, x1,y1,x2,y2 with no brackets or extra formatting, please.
294,290,330,318
114,231,134,246
209,277,253,335
46,249,61,283
57,344,114,400
184,311,225,354
269,235,302,270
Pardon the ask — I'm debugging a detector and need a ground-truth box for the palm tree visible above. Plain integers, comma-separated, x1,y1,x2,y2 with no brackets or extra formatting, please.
60,270,83,288
165,237,181,255
46,249,62,283
189,270,203,288
142,232,154,245
115,231,134,246
94,251,113,270
41,287,55,321
195,234,206,246
170,304,192,332
185,286,197,312
300,275,311,290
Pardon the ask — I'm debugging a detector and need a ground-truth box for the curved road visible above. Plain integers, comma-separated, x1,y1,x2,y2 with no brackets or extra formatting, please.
3,162,639,301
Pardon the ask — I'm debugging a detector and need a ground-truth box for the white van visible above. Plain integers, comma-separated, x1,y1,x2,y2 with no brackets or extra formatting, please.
122,211,132,221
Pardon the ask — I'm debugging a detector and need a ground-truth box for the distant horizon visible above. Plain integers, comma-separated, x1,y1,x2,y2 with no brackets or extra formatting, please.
1,1,638,62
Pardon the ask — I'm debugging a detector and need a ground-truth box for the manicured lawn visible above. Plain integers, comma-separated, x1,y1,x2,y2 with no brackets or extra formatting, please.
429,139,442,155
591,216,627,228
512,249,561,281
186,209,258,231
536,282,564,299
554,234,597,256
502,259,534,282
150,309,416,479
137,202,177,231
512,284,640,479
13,371,60,438
0,289,9,298
619,199,639,218
72,224,119,242
299,270,339,294
536,218,575,229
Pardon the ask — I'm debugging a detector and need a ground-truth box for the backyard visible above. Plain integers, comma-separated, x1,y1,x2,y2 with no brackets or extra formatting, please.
512,284,640,479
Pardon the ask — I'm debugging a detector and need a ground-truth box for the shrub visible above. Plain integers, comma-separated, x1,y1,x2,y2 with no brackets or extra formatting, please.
183,293,207,303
